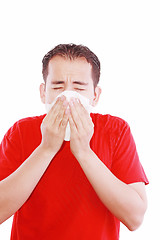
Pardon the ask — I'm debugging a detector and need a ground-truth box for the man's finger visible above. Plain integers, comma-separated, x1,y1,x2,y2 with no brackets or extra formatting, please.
68,113,78,135
47,96,67,122
70,98,93,131
54,101,69,128
59,108,70,129
69,99,83,131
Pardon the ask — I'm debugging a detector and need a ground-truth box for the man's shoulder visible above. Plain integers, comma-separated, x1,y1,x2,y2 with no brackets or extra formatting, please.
91,113,130,147
17,114,46,125
91,113,128,131
6,114,46,138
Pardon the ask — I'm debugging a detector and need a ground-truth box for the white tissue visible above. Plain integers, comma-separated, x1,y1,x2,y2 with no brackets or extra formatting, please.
45,90,94,141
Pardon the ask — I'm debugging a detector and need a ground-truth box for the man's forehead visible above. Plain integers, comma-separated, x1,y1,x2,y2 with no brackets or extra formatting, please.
48,56,92,78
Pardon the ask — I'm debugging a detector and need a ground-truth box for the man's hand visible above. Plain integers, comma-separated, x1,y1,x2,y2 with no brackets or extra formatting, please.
68,98,94,159
40,96,69,154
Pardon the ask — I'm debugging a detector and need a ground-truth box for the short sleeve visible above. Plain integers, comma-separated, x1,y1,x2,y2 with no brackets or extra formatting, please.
111,123,149,185
0,123,23,181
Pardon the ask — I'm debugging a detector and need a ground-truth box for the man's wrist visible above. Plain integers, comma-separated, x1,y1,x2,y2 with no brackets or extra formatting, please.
75,147,93,163
38,144,57,159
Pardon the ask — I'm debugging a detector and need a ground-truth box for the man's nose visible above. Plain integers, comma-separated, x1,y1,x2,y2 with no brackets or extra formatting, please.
64,83,73,91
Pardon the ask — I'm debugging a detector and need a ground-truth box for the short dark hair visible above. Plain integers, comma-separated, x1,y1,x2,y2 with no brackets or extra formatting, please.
42,43,100,89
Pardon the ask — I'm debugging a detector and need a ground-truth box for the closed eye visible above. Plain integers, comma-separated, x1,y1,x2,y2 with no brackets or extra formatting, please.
52,87,63,90
74,88,85,91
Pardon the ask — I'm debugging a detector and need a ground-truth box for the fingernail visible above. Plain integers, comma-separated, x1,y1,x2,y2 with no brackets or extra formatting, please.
60,95,65,101
56,97,61,102
65,108,70,115
63,100,68,106
69,100,74,106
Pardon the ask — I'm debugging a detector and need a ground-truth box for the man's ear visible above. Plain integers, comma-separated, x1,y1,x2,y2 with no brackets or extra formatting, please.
92,86,102,107
39,83,46,104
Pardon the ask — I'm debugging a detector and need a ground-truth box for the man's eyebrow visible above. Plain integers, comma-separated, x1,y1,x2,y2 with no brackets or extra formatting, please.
73,81,88,86
51,81,64,84
51,81,88,86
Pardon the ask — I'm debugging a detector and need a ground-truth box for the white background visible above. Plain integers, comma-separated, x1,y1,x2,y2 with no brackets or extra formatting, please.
0,0,159,239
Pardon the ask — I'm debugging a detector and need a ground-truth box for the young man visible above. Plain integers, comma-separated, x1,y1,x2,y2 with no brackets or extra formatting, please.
0,44,148,239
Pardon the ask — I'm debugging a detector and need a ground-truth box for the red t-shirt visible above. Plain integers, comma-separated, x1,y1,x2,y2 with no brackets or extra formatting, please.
0,113,149,240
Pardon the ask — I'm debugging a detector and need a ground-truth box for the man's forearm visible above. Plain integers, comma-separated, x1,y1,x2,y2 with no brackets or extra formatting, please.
0,145,55,224
76,149,147,231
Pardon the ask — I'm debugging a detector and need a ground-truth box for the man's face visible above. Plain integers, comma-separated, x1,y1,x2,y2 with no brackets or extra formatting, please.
40,56,101,106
